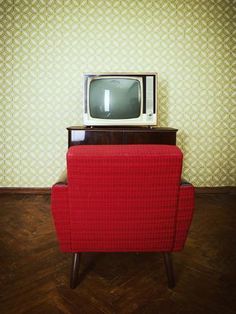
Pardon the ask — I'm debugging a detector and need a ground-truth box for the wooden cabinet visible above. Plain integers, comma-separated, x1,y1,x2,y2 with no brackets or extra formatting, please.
67,126,177,147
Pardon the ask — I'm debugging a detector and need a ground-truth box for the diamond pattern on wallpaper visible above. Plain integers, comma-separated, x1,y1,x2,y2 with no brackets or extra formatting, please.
0,0,235,187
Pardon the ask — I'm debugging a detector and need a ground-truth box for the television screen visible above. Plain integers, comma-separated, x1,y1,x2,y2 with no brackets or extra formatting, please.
89,78,141,119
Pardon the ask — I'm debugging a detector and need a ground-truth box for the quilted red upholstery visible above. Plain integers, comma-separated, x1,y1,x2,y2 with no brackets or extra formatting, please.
51,145,194,253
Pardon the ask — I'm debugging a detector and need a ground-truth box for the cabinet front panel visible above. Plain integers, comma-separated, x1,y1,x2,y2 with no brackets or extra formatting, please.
68,127,177,147
124,132,176,145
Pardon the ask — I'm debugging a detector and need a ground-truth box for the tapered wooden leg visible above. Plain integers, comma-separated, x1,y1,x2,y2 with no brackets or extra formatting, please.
163,252,175,288
70,253,80,289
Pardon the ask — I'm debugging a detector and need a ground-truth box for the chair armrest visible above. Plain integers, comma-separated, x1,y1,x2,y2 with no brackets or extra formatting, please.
173,182,195,251
51,183,71,252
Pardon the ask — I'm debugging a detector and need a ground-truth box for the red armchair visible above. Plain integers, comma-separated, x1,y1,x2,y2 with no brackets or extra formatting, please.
51,145,194,288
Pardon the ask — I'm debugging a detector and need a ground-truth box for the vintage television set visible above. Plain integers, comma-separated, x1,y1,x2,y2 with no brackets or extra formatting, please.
83,72,157,126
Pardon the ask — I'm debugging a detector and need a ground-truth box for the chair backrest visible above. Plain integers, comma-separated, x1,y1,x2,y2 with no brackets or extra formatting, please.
66,144,183,252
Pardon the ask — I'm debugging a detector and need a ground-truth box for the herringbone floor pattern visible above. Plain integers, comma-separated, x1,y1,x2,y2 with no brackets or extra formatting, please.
0,193,236,314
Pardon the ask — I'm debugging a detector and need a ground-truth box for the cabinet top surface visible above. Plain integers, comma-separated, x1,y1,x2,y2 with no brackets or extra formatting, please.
67,126,178,132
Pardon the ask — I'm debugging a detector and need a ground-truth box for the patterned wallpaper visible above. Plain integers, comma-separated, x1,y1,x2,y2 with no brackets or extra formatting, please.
0,0,235,187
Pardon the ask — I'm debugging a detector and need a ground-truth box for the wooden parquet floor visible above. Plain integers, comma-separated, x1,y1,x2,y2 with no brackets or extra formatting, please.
0,193,236,314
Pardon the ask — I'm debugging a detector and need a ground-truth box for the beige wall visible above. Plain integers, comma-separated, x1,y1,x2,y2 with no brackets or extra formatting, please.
0,0,235,187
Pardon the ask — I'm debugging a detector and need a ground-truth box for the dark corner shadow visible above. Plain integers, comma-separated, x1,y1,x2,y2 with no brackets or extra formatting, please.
77,252,103,284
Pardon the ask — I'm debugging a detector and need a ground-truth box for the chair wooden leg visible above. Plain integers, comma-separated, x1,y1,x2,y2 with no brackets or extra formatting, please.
163,252,175,288
70,253,80,289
